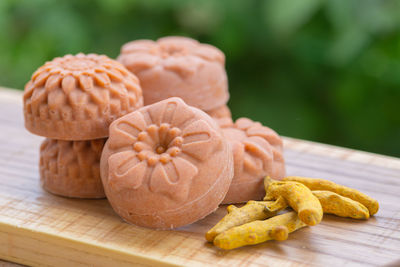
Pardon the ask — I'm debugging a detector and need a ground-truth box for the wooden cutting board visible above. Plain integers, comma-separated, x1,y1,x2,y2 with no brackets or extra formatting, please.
0,88,399,267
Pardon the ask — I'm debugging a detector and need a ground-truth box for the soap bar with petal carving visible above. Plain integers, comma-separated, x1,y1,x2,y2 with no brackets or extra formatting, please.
117,36,229,111
220,118,286,204
206,105,232,120
40,138,106,198
23,53,143,140
100,97,234,229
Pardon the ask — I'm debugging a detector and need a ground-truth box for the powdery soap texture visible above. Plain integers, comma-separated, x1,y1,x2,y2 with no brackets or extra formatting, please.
24,53,143,140
206,105,232,120
118,36,229,111
101,97,234,229
40,138,106,198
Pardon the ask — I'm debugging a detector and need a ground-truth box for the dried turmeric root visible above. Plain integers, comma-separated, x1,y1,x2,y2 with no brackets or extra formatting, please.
283,176,379,215
205,197,287,242
264,178,323,226
312,190,370,219
213,211,306,250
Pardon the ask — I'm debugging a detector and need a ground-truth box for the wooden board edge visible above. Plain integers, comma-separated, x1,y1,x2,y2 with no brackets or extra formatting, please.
0,221,181,267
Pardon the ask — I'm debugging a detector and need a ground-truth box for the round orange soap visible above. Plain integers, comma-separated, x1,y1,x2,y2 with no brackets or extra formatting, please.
100,97,234,229
117,36,229,111
24,53,143,140
40,138,106,198
220,118,286,204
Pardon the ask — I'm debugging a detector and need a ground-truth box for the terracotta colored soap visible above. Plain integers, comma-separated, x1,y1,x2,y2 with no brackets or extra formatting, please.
117,36,229,111
40,138,106,198
24,53,143,140
206,105,232,119
101,97,234,229
220,118,286,204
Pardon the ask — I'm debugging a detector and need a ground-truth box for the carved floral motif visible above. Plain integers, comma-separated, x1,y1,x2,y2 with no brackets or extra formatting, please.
107,98,220,201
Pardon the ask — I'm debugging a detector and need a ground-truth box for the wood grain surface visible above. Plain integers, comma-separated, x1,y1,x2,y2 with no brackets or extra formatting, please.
0,88,399,267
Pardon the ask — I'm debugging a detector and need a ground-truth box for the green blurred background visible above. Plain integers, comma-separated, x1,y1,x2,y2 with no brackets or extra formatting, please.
0,0,399,157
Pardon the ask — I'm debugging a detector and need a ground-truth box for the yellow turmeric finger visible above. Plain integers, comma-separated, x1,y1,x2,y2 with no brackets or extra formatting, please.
264,195,287,213
312,190,370,219
283,176,379,215
270,225,289,241
213,211,306,250
263,176,275,192
264,180,323,226
205,197,287,242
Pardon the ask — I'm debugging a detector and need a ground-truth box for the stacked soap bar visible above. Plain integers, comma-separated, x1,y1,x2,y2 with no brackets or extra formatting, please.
23,53,143,198
23,37,285,229
117,36,285,205
117,36,232,119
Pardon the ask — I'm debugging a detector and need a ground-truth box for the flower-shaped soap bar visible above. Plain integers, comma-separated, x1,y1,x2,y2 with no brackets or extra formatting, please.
24,53,143,140
40,138,106,198
206,105,232,120
220,118,286,204
117,36,229,111
100,97,234,229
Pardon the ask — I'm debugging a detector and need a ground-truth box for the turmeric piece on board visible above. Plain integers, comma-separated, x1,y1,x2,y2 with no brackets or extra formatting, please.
213,211,306,250
312,190,370,219
264,178,323,226
206,197,287,242
283,176,379,215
